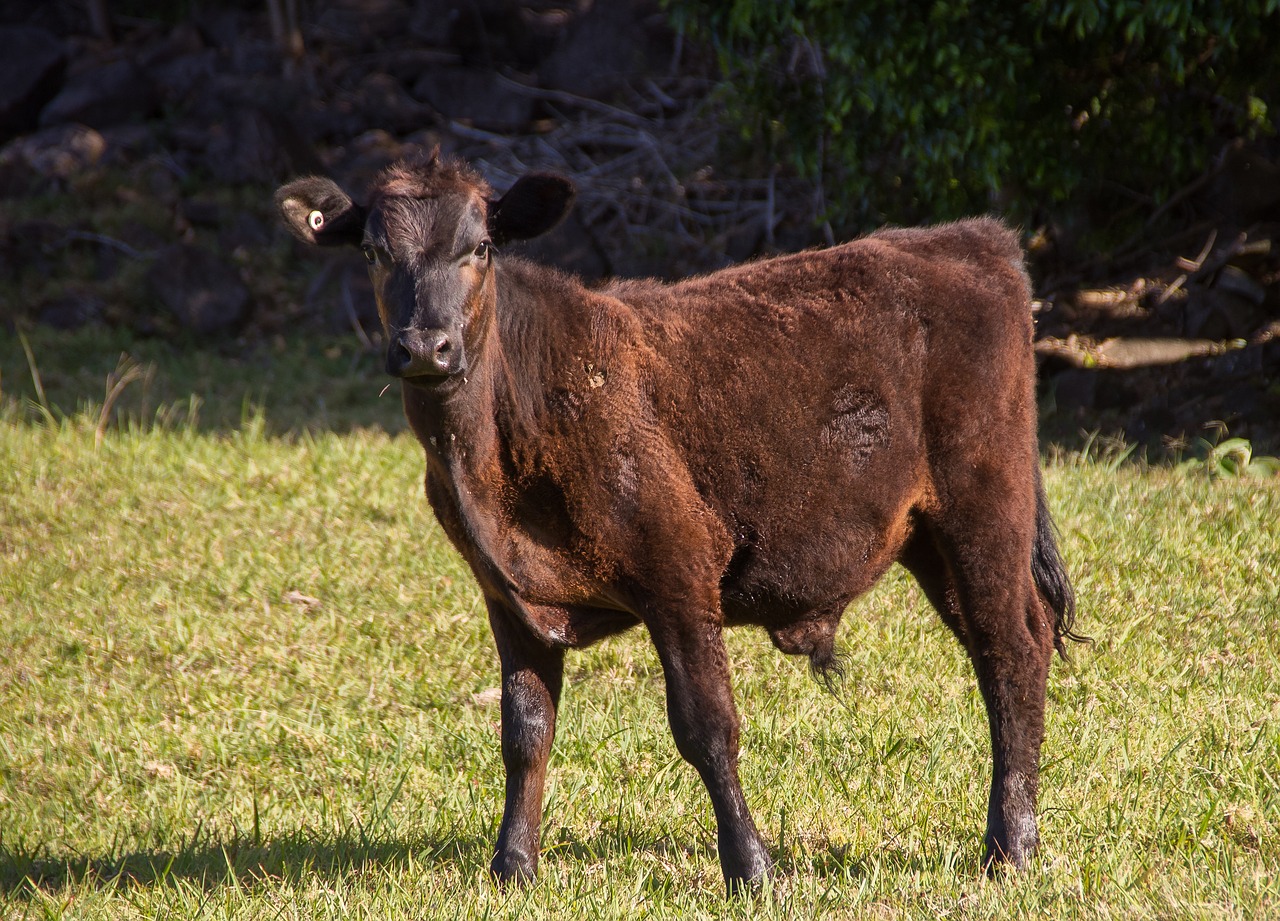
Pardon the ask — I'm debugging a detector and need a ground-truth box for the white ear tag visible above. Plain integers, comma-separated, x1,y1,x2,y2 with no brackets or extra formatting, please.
308,210,325,230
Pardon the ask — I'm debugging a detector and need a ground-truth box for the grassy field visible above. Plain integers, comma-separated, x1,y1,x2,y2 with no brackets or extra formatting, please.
1,328,1278,919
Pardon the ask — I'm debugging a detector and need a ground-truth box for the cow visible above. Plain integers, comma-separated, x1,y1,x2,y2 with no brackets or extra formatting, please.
275,151,1077,893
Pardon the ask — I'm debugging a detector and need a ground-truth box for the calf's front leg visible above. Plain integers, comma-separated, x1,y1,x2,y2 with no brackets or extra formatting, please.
487,601,565,884
648,610,773,894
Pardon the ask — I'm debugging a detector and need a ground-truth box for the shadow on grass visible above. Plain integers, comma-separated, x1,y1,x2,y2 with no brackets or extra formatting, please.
1,822,985,897
0,829,492,897
9,324,1277,461
1,325,407,437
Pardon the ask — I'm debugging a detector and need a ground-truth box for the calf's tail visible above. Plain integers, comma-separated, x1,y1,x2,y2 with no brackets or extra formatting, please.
1032,465,1082,658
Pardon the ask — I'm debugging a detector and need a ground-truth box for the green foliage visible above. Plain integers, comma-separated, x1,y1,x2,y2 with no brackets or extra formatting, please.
1175,435,1280,478
666,0,1280,231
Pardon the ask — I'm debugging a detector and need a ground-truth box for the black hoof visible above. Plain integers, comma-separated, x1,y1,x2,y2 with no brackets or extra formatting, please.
982,831,1038,876
490,851,537,886
723,842,773,896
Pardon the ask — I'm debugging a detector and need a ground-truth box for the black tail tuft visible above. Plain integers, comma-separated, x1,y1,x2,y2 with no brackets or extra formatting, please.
1032,466,1086,658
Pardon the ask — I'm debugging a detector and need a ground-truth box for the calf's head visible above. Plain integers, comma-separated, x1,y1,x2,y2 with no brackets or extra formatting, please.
276,154,575,384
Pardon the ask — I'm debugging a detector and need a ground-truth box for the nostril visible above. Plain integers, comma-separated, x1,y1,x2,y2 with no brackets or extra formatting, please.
387,330,459,379
387,341,413,377
431,336,455,371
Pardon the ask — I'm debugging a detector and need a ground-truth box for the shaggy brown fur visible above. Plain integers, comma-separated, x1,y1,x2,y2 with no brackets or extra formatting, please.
275,154,1077,894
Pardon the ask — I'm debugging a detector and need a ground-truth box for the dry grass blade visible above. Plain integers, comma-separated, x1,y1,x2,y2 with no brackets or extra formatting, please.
95,354,151,446
17,328,53,425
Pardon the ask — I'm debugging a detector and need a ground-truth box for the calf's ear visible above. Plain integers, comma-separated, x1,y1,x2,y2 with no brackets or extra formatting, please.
275,176,367,247
488,174,576,245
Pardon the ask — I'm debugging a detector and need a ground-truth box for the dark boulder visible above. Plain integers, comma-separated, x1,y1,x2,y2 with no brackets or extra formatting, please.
538,1,669,99
147,243,251,336
37,291,104,330
0,26,67,142
39,58,159,131
0,124,106,194
139,23,218,107
38,56,158,132
412,67,533,132
184,89,321,185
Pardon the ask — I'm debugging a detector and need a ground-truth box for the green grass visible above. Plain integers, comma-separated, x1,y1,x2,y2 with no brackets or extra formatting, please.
1,331,1278,919
0,327,405,437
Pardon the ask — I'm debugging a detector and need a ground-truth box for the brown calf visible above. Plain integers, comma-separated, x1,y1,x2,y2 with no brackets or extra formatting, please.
275,152,1077,893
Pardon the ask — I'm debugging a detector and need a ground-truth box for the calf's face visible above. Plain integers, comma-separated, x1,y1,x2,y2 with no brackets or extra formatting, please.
275,158,575,385
362,191,491,382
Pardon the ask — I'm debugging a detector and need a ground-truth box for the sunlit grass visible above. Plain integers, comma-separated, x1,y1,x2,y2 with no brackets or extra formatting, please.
1,332,1277,919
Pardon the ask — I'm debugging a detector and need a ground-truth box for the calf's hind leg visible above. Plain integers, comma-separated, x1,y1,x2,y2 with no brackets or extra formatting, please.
916,505,1056,870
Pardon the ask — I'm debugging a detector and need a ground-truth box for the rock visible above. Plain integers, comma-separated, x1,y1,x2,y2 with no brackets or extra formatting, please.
1207,145,1280,224
39,58,158,131
147,243,251,336
1185,287,1268,341
225,37,278,78
180,198,224,228
0,124,107,193
315,0,412,53
0,26,66,142
217,210,272,254
0,219,62,284
1050,368,1098,411
201,103,319,185
37,292,104,330
1207,342,1266,379
1213,265,1266,305
413,67,534,132
408,0,464,48
0,154,37,199
202,106,283,184
375,49,461,86
190,7,248,54
145,49,218,106
439,0,569,71
137,20,212,104
538,1,667,99
347,72,435,135
96,123,157,165
114,220,168,255
345,129,411,172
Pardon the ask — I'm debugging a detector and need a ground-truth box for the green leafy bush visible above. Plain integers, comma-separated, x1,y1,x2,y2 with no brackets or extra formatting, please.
666,1,1280,232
